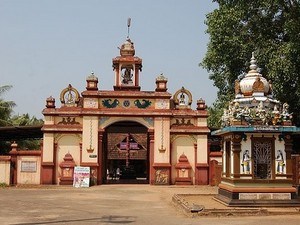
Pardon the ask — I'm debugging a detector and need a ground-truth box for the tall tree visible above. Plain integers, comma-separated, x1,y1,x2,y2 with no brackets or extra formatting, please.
201,0,300,128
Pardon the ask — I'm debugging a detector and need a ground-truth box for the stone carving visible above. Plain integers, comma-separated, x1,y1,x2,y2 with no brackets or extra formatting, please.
155,169,168,184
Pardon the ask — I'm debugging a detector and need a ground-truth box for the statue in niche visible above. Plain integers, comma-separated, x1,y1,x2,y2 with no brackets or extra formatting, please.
281,103,292,121
66,89,75,104
179,92,186,105
241,150,251,174
276,150,285,174
252,77,265,92
122,68,133,84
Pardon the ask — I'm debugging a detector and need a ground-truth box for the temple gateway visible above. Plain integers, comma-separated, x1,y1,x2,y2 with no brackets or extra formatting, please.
41,37,210,185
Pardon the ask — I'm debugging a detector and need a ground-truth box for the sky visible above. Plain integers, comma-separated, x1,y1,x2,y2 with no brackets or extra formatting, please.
0,0,218,119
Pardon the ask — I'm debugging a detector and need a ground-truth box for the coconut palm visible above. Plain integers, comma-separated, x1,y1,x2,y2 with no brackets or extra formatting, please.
0,85,16,126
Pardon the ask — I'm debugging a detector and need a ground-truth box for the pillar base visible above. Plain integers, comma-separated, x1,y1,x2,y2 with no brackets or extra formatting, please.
216,183,300,207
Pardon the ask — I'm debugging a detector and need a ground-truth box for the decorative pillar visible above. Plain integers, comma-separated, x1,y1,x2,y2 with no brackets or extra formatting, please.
45,96,55,108
196,98,207,110
53,143,58,184
284,134,293,178
155,74,168,92
98,131,104,184
231,134,242,178
86,72,98,90
149,129,155,184
9,142,18,185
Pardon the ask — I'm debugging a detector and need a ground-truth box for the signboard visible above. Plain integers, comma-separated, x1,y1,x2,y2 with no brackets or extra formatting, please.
73,166,90,188
21,161,37,172
120,142,139,150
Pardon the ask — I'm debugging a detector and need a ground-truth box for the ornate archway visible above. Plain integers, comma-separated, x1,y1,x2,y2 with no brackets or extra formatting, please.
101,121,149,184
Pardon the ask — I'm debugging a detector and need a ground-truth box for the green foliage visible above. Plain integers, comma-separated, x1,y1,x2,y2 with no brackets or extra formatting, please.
9,113,43,126
201,0,300,127
0,86,43,154
0,85,16,126
0,182,9,188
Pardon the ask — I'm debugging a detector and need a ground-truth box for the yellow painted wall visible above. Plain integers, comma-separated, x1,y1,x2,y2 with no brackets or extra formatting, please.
44,115,54,125
0,161,10,185
197,118,207,127
171,136,195,184
197,135,207,163
17,156,41,184
43,133,54,162
56,134,80,184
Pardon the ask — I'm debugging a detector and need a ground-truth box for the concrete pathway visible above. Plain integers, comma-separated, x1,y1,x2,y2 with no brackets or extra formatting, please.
0,185,299,225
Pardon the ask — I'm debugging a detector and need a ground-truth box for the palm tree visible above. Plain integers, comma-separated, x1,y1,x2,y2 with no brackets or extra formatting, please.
9,113,43,126
0,85,16,126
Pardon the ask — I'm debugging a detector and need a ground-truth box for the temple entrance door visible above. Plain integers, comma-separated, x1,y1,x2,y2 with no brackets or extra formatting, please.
252,138,274,179
103,121,149,184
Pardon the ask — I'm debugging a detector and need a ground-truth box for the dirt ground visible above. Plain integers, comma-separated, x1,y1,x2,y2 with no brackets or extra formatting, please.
0,185,300,225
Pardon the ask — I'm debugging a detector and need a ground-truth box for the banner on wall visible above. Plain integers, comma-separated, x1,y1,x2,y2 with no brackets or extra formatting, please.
73,166,90,188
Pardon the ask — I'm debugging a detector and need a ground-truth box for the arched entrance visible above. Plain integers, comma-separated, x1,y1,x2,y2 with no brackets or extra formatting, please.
102,121,149,184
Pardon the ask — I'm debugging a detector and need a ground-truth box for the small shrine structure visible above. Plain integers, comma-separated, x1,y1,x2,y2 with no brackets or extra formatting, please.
213,53,300,206
41,29,210,185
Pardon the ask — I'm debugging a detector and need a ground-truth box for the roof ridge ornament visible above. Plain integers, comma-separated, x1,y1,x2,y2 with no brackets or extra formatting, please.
249,52,258,72
127,17,131,39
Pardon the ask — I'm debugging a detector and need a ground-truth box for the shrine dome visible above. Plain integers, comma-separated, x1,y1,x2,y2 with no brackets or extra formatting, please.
239,52,270,96
120,38,135,56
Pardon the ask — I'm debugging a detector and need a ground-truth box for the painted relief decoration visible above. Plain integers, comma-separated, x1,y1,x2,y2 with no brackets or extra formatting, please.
143,117,154,126
241,150,251,174
58,117,80,125
173,87,193,109
172,118,193,126
155,169,168,184
60,84,80,107
276,150,285,174
134,99,151,109
102,99,119,108
99,117,109,125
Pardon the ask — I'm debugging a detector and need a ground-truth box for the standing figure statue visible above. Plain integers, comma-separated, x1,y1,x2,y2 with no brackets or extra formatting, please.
241,150,251,174
276,150,285,174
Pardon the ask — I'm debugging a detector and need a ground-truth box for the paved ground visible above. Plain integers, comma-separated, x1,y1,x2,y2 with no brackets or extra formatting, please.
0,185,300,225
